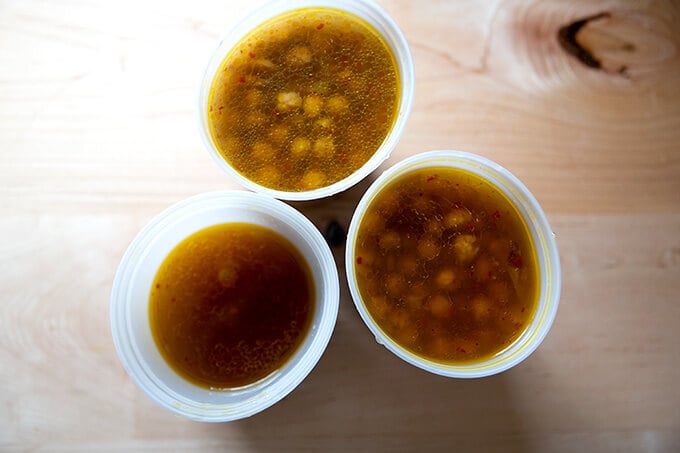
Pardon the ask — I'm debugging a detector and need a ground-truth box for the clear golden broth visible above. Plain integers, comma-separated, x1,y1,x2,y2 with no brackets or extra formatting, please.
208,8,399,191
149,223,314,388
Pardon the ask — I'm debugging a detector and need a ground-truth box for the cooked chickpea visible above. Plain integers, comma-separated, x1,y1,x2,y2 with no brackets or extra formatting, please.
315,117,332,130
300,170,325,189
336,68,352,83
405,286,426,310
445,209,472,229
286,45,312,64
385,273,406,296
429,294,452,317
252,58,275,70
378,230,400,250
435,268,456,288
313,136,335,157
426,219,444,237
417,238,439,260
454,234,479,263
326,95,349,114
270,26,290,43
276,91,302,112
290,137,311,158
303,95,323,117
471,296,491,321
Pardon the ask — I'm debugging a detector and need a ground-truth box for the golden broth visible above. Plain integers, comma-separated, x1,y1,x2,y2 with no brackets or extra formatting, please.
354,167,539,364
208,7,399,191
149,223,314,389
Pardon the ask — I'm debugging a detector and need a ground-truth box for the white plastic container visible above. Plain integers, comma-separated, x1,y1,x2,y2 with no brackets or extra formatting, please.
110,191,339,421
345,151,561,378
198,0,415,201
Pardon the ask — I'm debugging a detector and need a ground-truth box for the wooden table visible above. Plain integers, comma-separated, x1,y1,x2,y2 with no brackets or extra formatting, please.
2,0,679,451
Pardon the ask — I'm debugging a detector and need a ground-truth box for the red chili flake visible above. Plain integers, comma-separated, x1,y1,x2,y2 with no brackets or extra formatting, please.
521,307,525,313
356,256,363,265
466,222,476,232
514,322,522,329
457,347,467,353
209,105,213,112
238,75,246,84
316,23,324,30
487,271,494,278
426,174,438,182
339,154,348,163
248,51,256,58
492,210,501,220
218,105,224,111
155,283,160,289
509,252,523,269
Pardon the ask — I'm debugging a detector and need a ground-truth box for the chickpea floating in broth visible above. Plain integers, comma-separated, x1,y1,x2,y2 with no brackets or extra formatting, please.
301,170,326,190
303,95,324,117
354,167,539,365
313,136,335,157
277,91,302,112
290,137,311,158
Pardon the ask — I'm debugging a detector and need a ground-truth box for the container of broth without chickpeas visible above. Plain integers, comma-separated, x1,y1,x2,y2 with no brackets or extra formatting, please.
110,191,339,421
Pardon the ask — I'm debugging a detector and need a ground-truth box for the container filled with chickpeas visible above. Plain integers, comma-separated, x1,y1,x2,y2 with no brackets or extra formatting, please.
345,151,561,378
199,0,414,201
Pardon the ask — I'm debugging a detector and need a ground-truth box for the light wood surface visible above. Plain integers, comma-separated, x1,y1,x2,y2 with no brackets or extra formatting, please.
1,0,679,451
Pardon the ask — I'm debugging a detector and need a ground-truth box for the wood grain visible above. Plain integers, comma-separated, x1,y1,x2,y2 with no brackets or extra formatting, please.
1,0,679,451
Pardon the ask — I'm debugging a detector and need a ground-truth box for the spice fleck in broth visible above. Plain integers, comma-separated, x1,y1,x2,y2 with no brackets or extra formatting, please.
208,8,399,191
149,223,314,389
354,168,539,364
